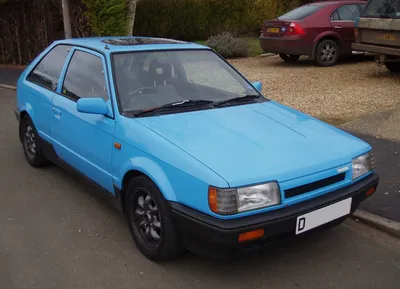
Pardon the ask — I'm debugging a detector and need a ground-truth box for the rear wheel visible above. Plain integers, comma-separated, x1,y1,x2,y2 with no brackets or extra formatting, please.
279,54,300,62
385,62,400,73
126,176,184,261
20,115,49,167
315,39,339,67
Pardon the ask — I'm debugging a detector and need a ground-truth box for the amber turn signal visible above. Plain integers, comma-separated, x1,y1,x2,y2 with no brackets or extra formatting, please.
365,186,376,197
238,229,264,243
208,186,218,213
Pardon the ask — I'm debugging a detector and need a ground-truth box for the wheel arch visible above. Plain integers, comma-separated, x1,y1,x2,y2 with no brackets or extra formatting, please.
311,33,342,60
18,109,32,143
118,158,177,214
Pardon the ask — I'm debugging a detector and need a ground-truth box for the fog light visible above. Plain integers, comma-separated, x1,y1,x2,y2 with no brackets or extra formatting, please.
238,229,264,243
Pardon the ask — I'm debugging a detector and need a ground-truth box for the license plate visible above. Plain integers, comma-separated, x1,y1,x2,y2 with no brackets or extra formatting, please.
295,198,352,235
267,27,280,33
377,33,396,41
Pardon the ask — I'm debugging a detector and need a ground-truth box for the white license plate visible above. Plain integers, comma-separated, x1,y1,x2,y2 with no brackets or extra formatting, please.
295,198,352,235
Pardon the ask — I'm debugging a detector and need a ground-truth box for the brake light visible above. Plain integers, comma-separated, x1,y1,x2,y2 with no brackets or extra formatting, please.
285,22,305,35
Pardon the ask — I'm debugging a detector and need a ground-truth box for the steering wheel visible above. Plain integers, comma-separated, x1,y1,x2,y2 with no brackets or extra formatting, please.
129,86,158,97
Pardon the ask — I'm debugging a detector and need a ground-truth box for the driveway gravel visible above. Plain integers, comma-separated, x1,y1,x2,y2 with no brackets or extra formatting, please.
229,56,400,124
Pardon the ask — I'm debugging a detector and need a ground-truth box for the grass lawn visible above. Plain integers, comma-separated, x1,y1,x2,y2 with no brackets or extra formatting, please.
195,37,264,58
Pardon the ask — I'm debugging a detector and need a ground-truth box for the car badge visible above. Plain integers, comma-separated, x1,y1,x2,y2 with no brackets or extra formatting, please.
337,166,349,173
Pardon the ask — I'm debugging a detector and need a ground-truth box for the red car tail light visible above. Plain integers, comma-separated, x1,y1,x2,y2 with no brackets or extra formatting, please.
285,22,305,36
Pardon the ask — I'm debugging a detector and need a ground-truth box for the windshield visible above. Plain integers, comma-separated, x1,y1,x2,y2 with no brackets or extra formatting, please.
362,0,400,18
112,50,261,113
278,5,322,20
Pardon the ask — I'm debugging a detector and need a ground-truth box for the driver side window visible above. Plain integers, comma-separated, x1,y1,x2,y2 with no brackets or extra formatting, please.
62,50,109,101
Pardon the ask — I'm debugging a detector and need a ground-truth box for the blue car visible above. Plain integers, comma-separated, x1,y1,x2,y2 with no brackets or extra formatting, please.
15,36,379,261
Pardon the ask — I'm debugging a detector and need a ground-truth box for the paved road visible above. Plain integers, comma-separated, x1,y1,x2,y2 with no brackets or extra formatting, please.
1,88,399,289
0,67,23,86
345,131,400,222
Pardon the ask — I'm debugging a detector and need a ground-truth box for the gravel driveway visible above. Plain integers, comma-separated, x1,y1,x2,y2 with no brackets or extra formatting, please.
229,56,400,124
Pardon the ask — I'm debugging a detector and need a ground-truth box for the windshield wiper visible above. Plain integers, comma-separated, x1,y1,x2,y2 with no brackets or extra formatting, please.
133,99,214,116
214,94,261,108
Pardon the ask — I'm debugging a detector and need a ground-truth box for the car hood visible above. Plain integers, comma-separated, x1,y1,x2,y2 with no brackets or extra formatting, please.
136,101,370,187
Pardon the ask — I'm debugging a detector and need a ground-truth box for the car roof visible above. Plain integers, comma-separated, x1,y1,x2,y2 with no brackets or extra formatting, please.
52,36,209,54
308,0,366,6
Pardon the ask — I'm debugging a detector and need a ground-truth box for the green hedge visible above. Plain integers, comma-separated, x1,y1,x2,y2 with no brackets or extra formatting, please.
134,0,301,41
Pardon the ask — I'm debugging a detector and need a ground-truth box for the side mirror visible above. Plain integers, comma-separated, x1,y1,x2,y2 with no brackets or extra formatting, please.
77,98,108,115
252,81,262,92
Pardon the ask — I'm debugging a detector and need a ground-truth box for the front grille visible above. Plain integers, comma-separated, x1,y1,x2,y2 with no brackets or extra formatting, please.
284,173,346,199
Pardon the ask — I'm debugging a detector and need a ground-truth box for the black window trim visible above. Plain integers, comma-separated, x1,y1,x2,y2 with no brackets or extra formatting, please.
109,48,268,117
58,46,115,120
25,44,73,92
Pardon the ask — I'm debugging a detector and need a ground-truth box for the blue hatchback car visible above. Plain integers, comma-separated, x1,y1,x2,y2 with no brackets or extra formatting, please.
15,36,379,261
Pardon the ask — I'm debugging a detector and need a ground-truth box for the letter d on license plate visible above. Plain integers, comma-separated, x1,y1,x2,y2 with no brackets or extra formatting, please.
295,198,352,235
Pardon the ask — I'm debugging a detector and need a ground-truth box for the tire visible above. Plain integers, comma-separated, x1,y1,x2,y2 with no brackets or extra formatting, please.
315,39,340,67
279,53,300,62
20,115,49,167
125,176,184,261
385,62,400,73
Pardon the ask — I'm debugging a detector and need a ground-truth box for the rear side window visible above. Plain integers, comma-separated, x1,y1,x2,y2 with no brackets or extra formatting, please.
362,0,400,18
278,5,323,20
62,50,108,101
27,45,71,91
335,4,361,21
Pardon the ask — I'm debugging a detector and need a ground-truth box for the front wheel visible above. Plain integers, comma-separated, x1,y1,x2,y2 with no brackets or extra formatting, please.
385,62,400,73
315,39,339,67
279,54,300,62
126,176,184,261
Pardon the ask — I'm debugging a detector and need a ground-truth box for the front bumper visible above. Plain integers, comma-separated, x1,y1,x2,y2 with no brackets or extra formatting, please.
171,173,379,258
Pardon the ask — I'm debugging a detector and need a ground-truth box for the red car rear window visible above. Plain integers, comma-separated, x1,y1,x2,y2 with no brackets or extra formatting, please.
278,5,323,20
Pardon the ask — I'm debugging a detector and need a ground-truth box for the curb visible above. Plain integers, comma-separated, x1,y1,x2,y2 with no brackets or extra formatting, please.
351,209,400,238
259,53,276,58
0,84,16,91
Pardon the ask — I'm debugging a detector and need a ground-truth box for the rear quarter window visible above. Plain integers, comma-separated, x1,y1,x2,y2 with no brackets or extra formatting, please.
278,5,323,20
27,45,71,91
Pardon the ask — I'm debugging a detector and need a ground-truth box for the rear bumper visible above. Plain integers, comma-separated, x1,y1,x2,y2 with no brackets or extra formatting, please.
171,173,379,258
352,43,400,57
259,35,311,56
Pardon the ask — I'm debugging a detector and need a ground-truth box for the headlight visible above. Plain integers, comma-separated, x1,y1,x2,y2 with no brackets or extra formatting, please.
352,151,375,180
208,182,281,215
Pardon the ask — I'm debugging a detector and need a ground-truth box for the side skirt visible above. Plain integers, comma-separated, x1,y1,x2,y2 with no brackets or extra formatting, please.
39,137,124,214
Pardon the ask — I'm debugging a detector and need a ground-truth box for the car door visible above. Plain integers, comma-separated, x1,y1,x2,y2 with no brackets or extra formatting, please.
22,44,72,142
49,47,116,193
330,4,361,54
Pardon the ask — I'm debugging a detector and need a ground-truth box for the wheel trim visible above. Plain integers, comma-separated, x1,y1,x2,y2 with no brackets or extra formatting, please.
131,189,162,249
320,43,337,63
23,123,37,159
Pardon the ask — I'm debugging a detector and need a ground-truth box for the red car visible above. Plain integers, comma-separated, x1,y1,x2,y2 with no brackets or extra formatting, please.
259,0,367,66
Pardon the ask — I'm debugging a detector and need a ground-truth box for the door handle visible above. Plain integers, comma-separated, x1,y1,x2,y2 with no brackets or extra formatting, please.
52,107,62,117
334,26,342,29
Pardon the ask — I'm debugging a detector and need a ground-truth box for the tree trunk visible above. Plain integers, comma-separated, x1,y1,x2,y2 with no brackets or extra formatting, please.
126,0,137,36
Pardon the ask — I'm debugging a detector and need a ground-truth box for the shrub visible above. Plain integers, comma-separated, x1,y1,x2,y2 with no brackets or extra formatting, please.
206,32,248,58
134,0,302,41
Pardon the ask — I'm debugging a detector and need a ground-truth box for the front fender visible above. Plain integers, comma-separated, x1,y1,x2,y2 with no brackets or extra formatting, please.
117,156,177,202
